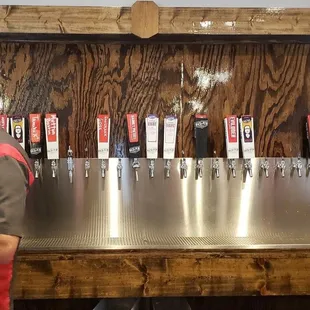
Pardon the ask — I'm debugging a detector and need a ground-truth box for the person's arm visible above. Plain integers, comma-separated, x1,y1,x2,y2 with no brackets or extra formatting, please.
0,156,27,264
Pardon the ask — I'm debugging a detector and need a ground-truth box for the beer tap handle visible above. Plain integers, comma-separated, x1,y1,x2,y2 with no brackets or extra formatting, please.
194,114,208,178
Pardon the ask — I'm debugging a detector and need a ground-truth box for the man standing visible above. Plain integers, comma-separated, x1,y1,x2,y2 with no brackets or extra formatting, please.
0,129,34,309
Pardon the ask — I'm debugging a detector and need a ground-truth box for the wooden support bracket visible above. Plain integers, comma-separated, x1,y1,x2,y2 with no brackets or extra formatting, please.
131,1,159,38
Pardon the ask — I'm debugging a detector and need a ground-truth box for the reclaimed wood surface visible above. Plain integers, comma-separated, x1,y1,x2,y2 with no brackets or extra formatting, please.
13,250,310,299
0,42,309,158
1,6,310,36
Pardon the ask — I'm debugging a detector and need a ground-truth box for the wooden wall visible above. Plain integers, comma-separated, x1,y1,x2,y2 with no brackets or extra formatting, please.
1,42,309,158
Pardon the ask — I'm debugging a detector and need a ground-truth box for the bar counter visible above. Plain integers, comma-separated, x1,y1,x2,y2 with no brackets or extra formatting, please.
12,158,310,299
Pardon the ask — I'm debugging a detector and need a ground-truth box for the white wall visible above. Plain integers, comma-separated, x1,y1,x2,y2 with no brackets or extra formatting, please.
0,0,310,7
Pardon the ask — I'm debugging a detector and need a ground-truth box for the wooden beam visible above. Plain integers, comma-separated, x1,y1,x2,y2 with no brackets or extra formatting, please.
131,1,159,38
0,6,131,34
159,7,310,35
0,6,310,36
13,250,310,299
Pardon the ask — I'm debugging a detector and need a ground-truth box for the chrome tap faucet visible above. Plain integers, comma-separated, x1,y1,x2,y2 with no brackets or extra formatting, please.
117,158,122,178
34,159,41,179
51,160,57,178
164,159,171,178
260,158,269,178
196,158,204,178
244,159,253,177
228,159,236,178
180,157,188,179
84,148,90,178
212,158,220,178
67,146,74,183
132,158,140,182
149,159,155,178
101,159,107,178
292,156,303,177
276,157,286,177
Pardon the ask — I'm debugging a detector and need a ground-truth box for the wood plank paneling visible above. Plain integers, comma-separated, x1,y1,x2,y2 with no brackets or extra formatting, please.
0,42,309,158
13,250,310,299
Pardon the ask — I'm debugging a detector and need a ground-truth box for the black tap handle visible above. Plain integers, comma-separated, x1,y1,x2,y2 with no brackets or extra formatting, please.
194,114,208,158
127,113,141,158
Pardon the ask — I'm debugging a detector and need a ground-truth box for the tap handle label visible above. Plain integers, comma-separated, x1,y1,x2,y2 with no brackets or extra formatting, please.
127,113,141,158
240,115,253,143
29,114,41,143
45,113,57,142
98,114,110,143
0,115,9,133
145,114,159,159
10,115,25,149
224,115,239,159
127,113,139,143
97,114,110,159
194,114,208,158
163,116,178,159
44,113,59,160
29,113,43,158
239,115,255,158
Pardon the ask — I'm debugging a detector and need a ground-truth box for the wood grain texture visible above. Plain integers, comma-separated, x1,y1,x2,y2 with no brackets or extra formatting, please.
159,8,310,35
1,6,310,36
12,250,310,299
0,42,309,158
0,6,131,34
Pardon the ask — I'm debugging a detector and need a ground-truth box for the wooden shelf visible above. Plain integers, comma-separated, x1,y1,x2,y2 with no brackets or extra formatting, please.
13,249,310,299
0,5,310,38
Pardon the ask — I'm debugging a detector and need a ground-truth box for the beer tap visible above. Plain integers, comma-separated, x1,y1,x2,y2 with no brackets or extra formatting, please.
239,115,255,178
292,156,302,178
260,158,269,178
194,114,208,178
67,145,74,183
149,159,155,178
180,152,188,178
51,159,57,178
145,114,159,179
164,159,172,178
244,159,253,177
84,148,90,178
117,158,123,178
44,113,59,178
163,116,178,178
101,159,107,178
126,113,141,182
228,159,236,178
212,157,220,178
132,158,140,181
224,115,239,178
34,159,41,179
97,114,110,179
276,157,286,177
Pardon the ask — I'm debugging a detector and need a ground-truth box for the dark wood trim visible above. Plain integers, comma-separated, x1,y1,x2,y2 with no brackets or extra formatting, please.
13,249,310,299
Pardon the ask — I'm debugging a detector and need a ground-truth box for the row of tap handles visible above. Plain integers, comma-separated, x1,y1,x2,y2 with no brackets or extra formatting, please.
0,113,309,183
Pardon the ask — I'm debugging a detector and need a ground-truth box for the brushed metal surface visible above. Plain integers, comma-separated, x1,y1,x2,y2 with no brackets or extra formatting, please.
20,157,310,251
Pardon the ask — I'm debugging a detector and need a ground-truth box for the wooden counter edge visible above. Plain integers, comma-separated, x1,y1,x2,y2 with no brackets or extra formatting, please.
13,249,310,299
0,6,310,36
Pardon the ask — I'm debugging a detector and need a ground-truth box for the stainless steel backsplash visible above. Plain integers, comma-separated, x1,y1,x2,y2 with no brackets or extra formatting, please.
21,158,310,251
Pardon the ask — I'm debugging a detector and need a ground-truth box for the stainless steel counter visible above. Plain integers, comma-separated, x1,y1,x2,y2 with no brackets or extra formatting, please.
21,158,310,251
